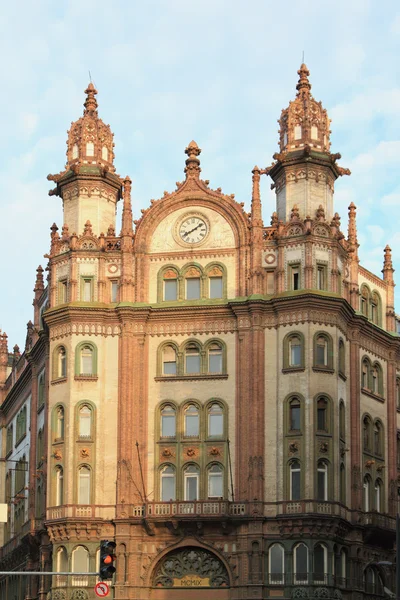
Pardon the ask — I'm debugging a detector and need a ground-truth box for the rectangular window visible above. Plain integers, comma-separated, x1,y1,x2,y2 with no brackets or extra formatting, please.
317,264,327,291
290,265,300,291
209,414,223,437
209,353,222,374
164,279,177,301
186,354,200,374
161,477,175,501
317,470,327,501
163,360,176,375
111,280,118,302
317,408,326,431
186,278,201,300
82,278,93,302
59,279,68,303
161,415,175,437
266,272,275,294
290,345,301,367
290,406,300,431
291,470,301,500
185,475,198,501
294,125,302,140
208,474,223,498
210,277,223,299
79,476,90,505
185,415,199,437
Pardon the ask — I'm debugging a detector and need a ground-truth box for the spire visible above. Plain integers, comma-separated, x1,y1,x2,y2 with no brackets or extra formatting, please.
347,202,359,252
296,63,312,96
34,265,44,295
0,331,8,388
83,82,98,115
382,245,394,281
184,141,201,179
121,176,133,237
251,166,262,224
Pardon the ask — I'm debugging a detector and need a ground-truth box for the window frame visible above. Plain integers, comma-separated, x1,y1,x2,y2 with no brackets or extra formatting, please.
313,332,333,372
283,332,305,371
268,543,284,585
75,341,98,377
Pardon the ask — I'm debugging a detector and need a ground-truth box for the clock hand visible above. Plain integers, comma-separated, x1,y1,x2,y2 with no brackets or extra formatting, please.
183,222,203,237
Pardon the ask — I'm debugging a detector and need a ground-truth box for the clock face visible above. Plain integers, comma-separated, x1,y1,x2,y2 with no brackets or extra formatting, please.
179,215,208,244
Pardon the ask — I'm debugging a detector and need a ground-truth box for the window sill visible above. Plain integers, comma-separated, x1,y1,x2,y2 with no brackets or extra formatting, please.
51,377,67,386
312,366,334,374
74,375,98,382
339,371,347,381
155,374,228,382
15,433,26,448
282,367,305,374
53,438,64,445
361,388,385,403
77,436,93,442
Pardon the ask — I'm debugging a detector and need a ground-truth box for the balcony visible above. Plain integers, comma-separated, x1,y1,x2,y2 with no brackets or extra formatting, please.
130,500,247,519
46,504,116,521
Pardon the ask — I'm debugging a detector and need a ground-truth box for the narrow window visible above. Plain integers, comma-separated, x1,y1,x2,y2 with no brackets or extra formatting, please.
374,480,381,512
78,466,91,504
316,336,328,366
161,406,176,438
58,348,66,378
111,280,118,302
184,405,199,437
72,144,79,159
59,279,68,303
79,406,92,438
56,407,64,440
339,402,345,440
269,544,284,584
311,125,318,139
162,345,177,375
56,547,68,586
208,403,223,437
294,543,308,583
372,367,378,394
340,463,346,505
362,361,369,389
339,340,345,375
72,546,89,586
55,466,64,506
208,464,223,498
164,277,178,301
186,277,201,300
160,465,176,501
266,272,275,294
317,265,327,290
82,278,92,302
289,398,301,431
397,379,400,409
210,276,223,299
185,343,200,374
208,342,223,373
290,460,301,500
317,398,328,432
86,141,94,156
102,146,108,161
374,422,382,456
363,416,371,451
38,373,45,407
80,345,93,375
317,461,328,501
291,265,300,290
289,336,301,367
314,544,327,583
184,465,199,501
363,476,371,511
294,125,302,140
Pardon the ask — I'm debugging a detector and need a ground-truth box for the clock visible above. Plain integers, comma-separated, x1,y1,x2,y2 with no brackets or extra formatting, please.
178,214,209,245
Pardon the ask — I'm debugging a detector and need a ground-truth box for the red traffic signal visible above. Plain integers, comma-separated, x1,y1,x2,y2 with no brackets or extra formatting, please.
99,540,116,580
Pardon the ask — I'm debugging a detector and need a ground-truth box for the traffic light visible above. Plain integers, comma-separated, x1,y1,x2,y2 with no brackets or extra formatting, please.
99,540,116,580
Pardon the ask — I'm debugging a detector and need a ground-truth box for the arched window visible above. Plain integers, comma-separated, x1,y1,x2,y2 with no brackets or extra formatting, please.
363,475,371,512
283,332,304,370
184,405,199,437
339,401,345,440
294,125,302,140
208,403,224,438
372,362,383,396
101,146,108,161
185,267,201,300
289,335,302,367
362,359,370,389
81,345,94,375
289,398,301,431
314,544,328,583
78,405,92,438
37,428,44,466
86,141,94,156
72,144,79,160
290,460,301,501
207,464,223,498
184,464,200,501
78,466,91,505
374,421,383,456
184,343,201,374
162,268,178,301
207,265,224,299
38,372,45,408
339,463,346,505
56,406,64,440
72,546,89,586
56,547,68,587
75,342,97,377
160,465,176,501
315,335,328,367
294,543,308,583
160,405,176,438
316,397,328,432
360,285,370,317
269,544,284,584
162,345,177,376
311,125,318,139
55,466,64,506
338,339,345,376
208,342,223,373
374,479,382,512
363,415,372,451
340,549,347,582
58,347,67,378
371,291,381,326
317,461,328,501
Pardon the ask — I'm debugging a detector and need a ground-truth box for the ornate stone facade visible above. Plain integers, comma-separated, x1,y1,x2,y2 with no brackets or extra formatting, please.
1,65,400,600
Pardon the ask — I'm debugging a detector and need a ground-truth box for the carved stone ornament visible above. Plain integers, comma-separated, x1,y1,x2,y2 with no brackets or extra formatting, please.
186,447,197,458
107,263,118,273
209,266,223,277
292,588,309,599
289,441,299,454
153,547,229,588
80,448,90,459
71,591,89,600
161,448,175,459
209,446,221,457
49,591,66,600
314,588,330,599
53,450,62,460
319,441,328,453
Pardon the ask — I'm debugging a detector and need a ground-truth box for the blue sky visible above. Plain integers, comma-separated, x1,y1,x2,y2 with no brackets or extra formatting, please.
1,0,400,348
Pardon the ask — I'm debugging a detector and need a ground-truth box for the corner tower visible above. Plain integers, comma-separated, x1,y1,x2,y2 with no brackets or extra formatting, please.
268,63,350,222
48,83,122,236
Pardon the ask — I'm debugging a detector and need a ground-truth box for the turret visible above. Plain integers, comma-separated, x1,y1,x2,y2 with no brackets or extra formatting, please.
383,245,396,331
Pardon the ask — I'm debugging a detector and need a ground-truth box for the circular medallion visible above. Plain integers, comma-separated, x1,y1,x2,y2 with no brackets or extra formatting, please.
108,264,118,274
174,212,210,246
265,253,275,265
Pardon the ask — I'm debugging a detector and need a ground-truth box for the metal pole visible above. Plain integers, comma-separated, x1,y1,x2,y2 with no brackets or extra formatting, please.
0,571,100,576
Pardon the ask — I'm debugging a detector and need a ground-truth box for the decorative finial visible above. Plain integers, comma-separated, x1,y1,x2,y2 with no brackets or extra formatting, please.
121,176,133,237
184,140,201,178
34,265,44,293
347,202,359,254
296,63,312,96
383,245,394,279
84,82,98,115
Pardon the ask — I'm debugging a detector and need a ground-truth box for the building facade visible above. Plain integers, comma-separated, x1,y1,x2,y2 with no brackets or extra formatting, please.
1,64,400,600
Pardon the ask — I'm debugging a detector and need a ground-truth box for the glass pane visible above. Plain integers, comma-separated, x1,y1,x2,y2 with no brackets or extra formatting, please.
317,408,326,431
186,278,200,300
209,352,222,373
79,408,91,436
73,547,89,571
315,546,325,576
186,475,198,500
295,545,308,578
161,413,175,437
161,473,175,501
291,468,300,500
290,405,300,430
291,343,301,366
209,413,223,437
83,280,92,301
164,279,177,301
270,545,284,580
318,468,326,500
78,469,90,504
209,472,223,497
163,361,176,375
111,281,118,302
81,348,93,375
186,354,200,374
210,277,223,298
185,413,199,437
316,343,326,365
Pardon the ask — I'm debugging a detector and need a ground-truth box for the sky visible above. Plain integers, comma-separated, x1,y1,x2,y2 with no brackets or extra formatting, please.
0,0,400,349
